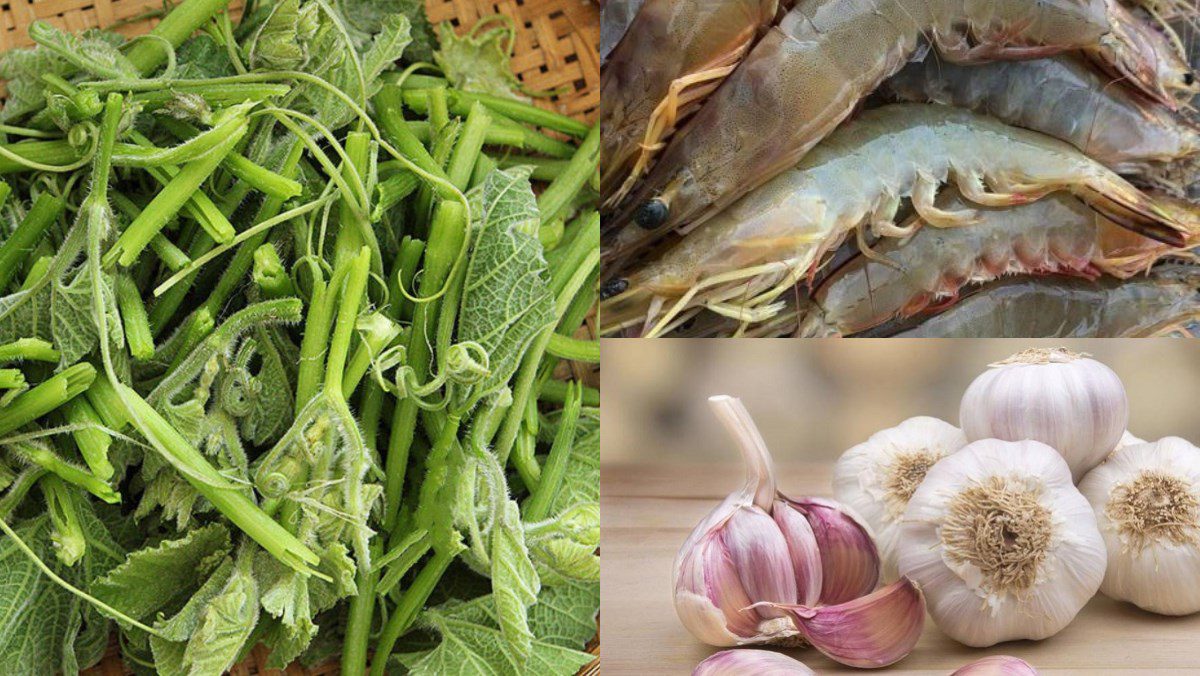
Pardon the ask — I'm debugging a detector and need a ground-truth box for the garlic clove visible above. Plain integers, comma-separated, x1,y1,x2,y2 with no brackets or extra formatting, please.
785,496,880,604
772,501,823,607
950,655,1039,675
693,649,816,675
725,507,800,618
759,577,925,669
675,531,774,645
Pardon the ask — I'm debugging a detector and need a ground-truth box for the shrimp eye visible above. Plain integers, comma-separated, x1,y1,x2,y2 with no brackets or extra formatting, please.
634,199,669,229
599,277,629,300
1186,72,1195,86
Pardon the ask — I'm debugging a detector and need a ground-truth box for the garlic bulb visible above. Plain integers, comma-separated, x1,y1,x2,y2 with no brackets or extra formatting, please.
897,438,1106,647
951,655,1039,675
833,416,967,577
675,396,924,667
1079,437,1200,615
693,650,815,675
959,347,1128,482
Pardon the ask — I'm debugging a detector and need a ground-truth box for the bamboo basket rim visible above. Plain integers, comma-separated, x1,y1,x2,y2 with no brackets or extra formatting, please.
0,0,600,673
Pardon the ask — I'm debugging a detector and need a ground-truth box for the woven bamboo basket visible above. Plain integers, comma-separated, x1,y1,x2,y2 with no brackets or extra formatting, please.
0,0,599,673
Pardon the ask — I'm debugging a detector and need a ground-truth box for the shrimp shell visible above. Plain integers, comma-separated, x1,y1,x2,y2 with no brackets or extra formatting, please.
599,104,1194,337
799,192,1173,337
1086,0,1196,108
600,0,646,64
600,0,779,206
877,265,1200,337
602,0,1116,261
880,55,1200,174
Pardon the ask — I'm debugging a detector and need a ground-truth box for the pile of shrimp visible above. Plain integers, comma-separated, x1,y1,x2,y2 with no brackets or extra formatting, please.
599,0,1200,337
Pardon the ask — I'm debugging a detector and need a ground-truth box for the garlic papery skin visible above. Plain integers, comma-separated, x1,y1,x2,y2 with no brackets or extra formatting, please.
959,347,1128,482
833,416,967,578
760,577,925,668
673,396,881,647
950,655,1039,675
897,438,1106,647
1078,437,1200,615
693,650,815,675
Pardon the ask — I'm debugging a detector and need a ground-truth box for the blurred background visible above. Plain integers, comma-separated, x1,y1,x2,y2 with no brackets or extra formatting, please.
600,339,1200,465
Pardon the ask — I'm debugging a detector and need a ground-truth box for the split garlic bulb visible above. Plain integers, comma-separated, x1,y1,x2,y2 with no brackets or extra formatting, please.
833,416,967,577
693,650,815,675
959,347,1128,482
897,438,1106,647
1079,437,1200,615
674,396,925,668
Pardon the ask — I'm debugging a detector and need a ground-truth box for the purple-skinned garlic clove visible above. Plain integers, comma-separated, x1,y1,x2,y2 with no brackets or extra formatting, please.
760,577,926,669
951,655,1039,675
693,649,816,675
785,496,880,604
771,501,823,606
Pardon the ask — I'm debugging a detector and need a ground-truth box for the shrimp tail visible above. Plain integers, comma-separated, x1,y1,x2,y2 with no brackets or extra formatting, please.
1077,178,1188,247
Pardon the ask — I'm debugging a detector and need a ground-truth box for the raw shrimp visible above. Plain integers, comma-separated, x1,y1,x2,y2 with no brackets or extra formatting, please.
600,0,646,64
599,104,1193,337
880,55,1200,174
873,265,1200,337
1086,0,1197,109
600,0,779,207
798,192,1177,337
602,0,1175,263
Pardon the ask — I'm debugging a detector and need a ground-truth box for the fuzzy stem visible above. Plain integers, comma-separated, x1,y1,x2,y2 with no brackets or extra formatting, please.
0,339,59,364
116,385,321,575
124,0,232,75
64,397,114,480
115,274,155,360
524,383,582,521
537,123,599,225
0,192,66,293
325,247,372,393
0,363,95,437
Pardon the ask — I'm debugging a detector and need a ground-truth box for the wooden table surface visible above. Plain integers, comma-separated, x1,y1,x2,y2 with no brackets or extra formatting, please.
601,462,1200,675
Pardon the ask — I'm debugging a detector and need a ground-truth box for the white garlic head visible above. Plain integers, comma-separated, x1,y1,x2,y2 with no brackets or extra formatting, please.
959,347,1128,482
897,438,1106,647
1079,437,1200,615
833,416,967,578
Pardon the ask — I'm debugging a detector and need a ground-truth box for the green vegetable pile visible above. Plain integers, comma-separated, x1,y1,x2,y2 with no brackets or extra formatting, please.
0,0,600,673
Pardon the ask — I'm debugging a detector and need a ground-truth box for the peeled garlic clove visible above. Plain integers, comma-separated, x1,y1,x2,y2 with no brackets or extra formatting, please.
951,655,1039,675
959,347,1128,482
693,649,816,675
833,416,967,578
771,500,823,607
1079,437,1200,615
672,396,800,645
760,577,925,669
783,496,880,604
898,439,1106,647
